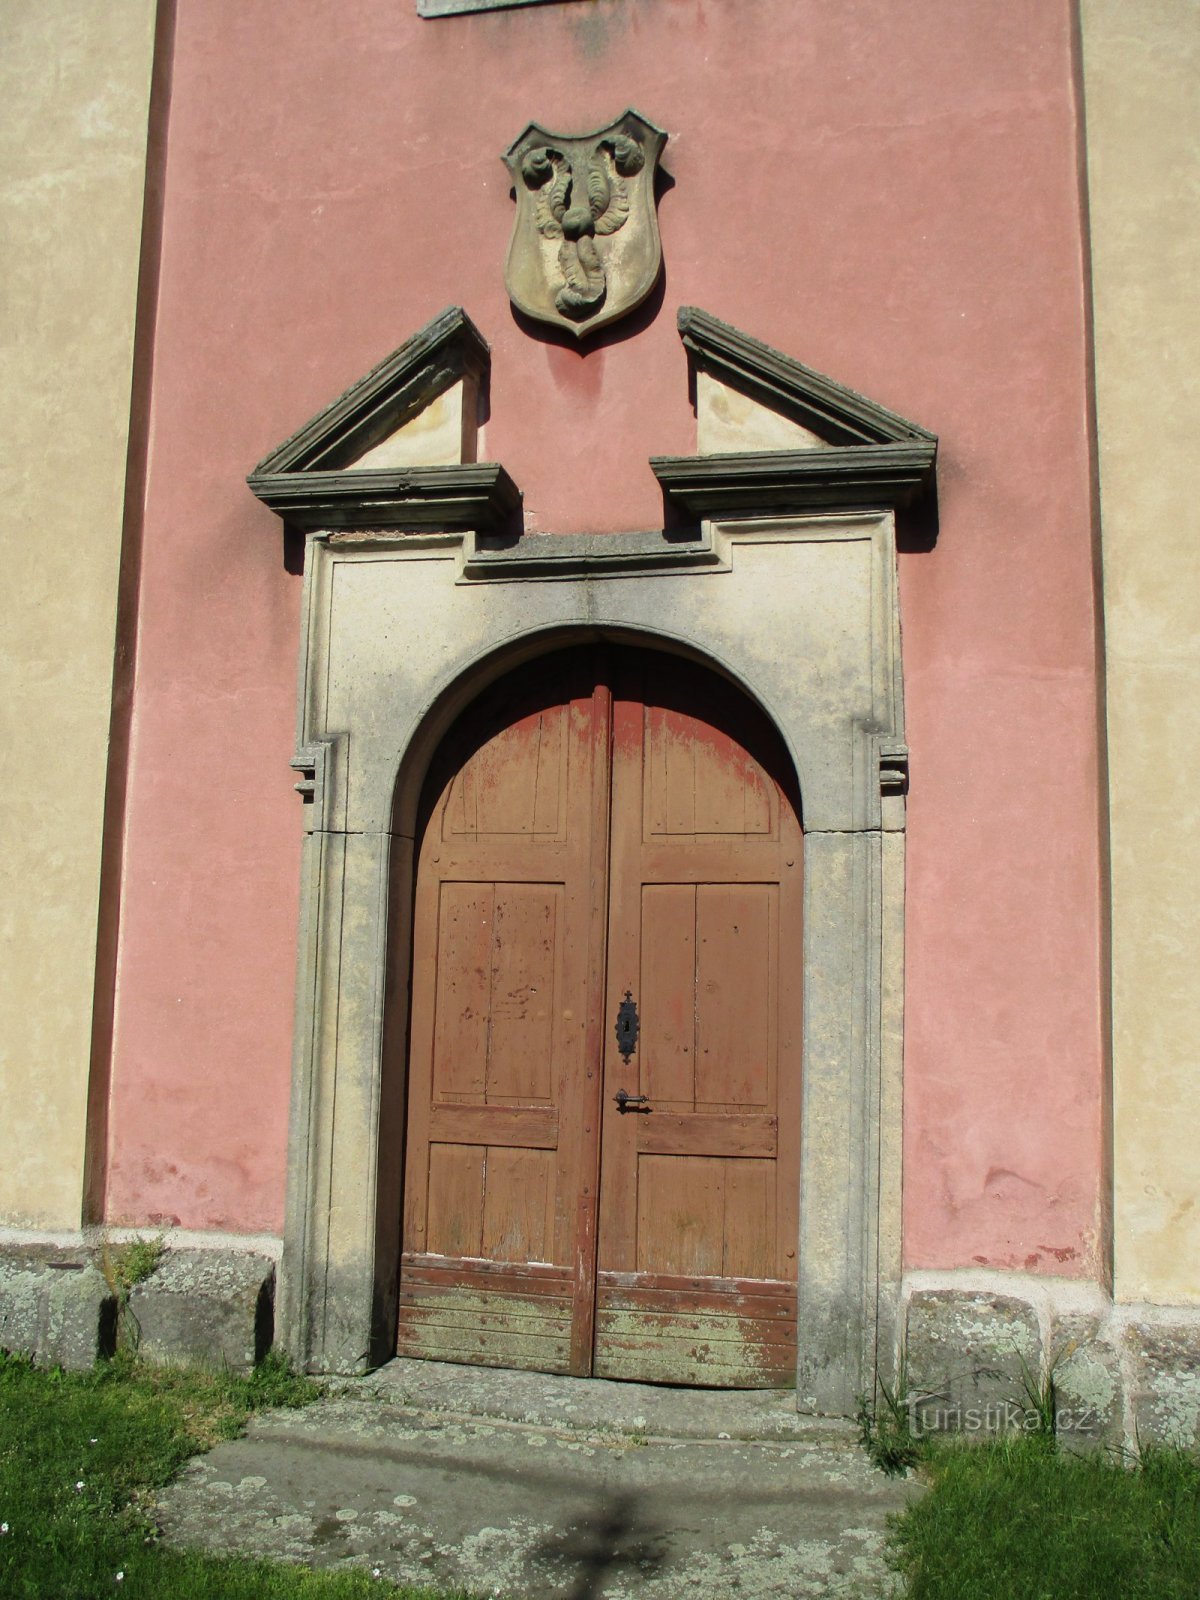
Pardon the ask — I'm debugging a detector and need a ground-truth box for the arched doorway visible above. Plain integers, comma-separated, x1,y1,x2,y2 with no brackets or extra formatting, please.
396,645,803,1386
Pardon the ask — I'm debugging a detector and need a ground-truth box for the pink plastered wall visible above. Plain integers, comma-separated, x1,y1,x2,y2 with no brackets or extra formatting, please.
105,0,1106,1274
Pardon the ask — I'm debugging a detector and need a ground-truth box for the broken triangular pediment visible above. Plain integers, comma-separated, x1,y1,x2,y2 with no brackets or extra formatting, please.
652,307,937,518
248,307,520,534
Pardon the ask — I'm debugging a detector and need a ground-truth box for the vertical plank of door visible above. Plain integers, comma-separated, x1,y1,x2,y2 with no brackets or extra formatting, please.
723,1157,776,1279
775,802,804,1282
637,1154,725,1276
567,675,612,1374
426,1143,485,1258
596,683,645,1273
485,883,559,1104
695,883,772,1110
640,883,697,1108
431,881,494,1101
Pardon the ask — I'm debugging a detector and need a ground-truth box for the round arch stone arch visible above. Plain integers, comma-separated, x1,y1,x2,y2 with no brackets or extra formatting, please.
279,515,907,1415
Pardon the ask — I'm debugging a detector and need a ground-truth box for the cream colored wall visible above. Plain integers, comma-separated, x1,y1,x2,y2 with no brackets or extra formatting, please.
1082,0,1200,1303
0,2,157,1228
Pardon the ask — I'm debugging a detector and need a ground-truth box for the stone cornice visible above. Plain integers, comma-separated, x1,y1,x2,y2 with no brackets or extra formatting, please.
248,307,520,535
655,308,938,517
650,443,937,518
677,306,936,448
248,462,520,535
252,306,489,475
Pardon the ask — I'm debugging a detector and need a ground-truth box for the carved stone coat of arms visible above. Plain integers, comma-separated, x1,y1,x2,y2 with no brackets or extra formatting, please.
502,109,668,340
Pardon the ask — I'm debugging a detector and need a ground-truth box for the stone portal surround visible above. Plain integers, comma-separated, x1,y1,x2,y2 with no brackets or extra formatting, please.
280,514,909,1413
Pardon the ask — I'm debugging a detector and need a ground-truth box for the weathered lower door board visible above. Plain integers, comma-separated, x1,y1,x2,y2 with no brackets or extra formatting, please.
401,1255,572,1299
593,1337,794,1387
592,1272,797,1388
396,1326,572,1372
396,1254,573,1374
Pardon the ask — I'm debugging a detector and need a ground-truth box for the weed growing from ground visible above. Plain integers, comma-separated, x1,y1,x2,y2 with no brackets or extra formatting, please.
99,1235,166,1353
1012,1338,1061,1440
856,1353,928,1477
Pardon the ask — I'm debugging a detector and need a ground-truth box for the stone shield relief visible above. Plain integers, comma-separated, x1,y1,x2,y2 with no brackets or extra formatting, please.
502,109,668,340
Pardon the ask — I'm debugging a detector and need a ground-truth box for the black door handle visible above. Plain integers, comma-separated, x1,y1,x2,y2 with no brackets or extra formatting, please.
614,1089,651,1114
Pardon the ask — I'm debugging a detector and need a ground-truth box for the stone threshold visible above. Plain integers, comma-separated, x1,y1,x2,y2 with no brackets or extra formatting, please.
337,1356,856,1445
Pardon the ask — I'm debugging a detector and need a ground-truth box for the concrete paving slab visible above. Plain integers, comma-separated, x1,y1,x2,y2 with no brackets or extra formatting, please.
156,1360,917,1597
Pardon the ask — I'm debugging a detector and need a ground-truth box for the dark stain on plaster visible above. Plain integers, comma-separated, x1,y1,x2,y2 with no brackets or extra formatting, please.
568,0,634,63
1038,1244,1078,1264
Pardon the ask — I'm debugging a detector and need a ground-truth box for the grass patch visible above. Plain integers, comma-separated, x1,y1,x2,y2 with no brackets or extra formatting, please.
887,1433,1200,1599
0,1350,467,1599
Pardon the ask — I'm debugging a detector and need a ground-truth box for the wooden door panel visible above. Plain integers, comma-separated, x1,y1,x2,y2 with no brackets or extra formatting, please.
425,1143,485,1259
399,657,606,1374
644,701,776,838
400,647,801,1386
481,1146,556,1263
421,1137,561,1264
635,1155,726,1276
632,1154,779,1279
694,884,775,1110
428,883,493,1100
722,1157,778,1280
637,883,777,1111
465,882,560,1103
443,701,567,840
595,657,802,1387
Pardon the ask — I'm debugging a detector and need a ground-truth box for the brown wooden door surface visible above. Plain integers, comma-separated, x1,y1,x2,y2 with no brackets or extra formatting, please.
397,648,802,1386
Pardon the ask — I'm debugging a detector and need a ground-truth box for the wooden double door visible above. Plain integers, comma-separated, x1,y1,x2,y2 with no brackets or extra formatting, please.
397,647,803,1386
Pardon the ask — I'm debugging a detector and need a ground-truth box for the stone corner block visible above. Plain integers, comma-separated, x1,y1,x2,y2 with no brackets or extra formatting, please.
904,1289,1041,1438
1046,1310,1124,1451
0,1245,114,1369
1124,1320,1200,1450
127,1249,276,1372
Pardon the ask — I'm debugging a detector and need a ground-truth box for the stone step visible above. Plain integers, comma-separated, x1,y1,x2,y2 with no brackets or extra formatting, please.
333,1356,861,1445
